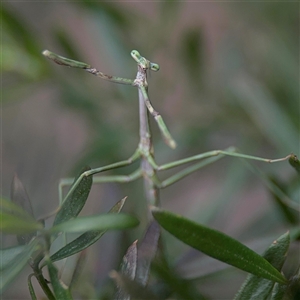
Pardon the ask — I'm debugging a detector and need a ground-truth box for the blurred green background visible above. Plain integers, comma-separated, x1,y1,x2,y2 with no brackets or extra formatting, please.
2,1,299,299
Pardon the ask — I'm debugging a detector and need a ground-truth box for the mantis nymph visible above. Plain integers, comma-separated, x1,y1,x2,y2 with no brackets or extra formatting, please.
43,49,296,211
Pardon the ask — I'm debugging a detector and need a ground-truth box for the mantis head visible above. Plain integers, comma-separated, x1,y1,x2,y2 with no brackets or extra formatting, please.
131,50,160,72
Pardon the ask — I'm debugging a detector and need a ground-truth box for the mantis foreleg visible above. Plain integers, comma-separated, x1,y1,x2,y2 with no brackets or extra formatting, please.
139,86,176,149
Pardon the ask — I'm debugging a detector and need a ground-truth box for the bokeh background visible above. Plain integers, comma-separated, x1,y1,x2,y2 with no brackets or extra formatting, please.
2,1,299,299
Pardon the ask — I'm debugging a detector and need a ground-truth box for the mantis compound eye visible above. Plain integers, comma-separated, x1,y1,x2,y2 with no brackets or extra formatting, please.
150,63,160,72
131,50,153,70
131,50,142,63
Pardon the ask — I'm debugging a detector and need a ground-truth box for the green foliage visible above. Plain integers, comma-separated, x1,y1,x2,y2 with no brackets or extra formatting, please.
152,208,287,284
54,166,93,226
0,239,42,293
46,255,73,300
50,197,128,262
234,232,290,299
1,177,139,297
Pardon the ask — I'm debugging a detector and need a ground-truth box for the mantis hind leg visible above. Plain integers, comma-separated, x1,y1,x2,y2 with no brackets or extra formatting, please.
58,150,142,205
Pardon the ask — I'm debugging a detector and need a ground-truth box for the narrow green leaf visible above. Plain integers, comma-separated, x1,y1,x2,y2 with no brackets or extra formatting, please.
54,166,92,226
2,6,41,59
0,245,26,271
1,212,43,234
272,274,300,299
234,232,290,299
51,197,127,261
46,257,73,300
271,282,289,300
10,175,36,244
152,208,287,284
230,77,298,152
53,28,83,61
1,197,36,222
69,251,87,290
121,240,138,280
110,271,159,300
42,50,90,69
180,28,204,86
0,239,41,293
290,227,300,241
269,177,299,225
50,213,139,234
136,221,160,285
289,154,300,175
11,174,34,217
117,240,138,300
76,2,131,28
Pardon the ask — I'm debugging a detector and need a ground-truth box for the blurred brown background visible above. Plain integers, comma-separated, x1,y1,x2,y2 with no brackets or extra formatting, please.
2,1,299,299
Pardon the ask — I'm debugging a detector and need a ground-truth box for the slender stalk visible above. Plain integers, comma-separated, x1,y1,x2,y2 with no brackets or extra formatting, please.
33,270,55,300
30,253,55,300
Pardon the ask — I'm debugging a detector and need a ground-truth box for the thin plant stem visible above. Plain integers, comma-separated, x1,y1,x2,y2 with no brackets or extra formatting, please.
33,272,55,300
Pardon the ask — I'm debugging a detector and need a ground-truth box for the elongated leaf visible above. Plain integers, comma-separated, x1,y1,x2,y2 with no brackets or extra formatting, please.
69,251,87,290
234,232,290,299
51,197,127,261
76,2,131,27
269,177,298,225
46,257,73,300
117,240,138,300
110,271,159,300
152,208,287,284
1,212,43,234
271,282,288,300
11,174,34,217
0,245,26,271
289,154,300,175
50,213,139,234
1,198,35,222
0,239,41,293
231,76,298,152
10,175,36,244
269,176,300,226
272,273,300,300
136,221,160,285
2,6,41,59
121,241,138,280
54,166,92,226
54,28,83,61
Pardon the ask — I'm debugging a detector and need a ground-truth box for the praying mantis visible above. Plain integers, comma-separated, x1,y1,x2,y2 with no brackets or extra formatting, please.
43,49,295,210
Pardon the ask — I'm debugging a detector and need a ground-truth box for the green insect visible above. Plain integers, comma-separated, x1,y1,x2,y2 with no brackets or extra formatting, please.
43,49,294,209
